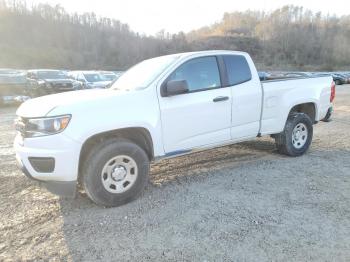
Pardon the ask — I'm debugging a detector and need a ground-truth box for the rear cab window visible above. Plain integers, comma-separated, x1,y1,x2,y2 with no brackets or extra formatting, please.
222,55,252,86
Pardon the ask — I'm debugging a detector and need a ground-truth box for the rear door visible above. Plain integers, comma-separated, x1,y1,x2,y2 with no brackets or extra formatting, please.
158,56,232,154
221,55,262,140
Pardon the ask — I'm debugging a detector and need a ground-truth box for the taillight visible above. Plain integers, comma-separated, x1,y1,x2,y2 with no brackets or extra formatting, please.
330,81,336,102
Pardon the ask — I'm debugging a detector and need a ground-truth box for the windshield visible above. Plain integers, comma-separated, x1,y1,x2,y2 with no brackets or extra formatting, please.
37,71,67,79
84,73,105,82
112,55,179,90
101,74,117,81
0,74,26,84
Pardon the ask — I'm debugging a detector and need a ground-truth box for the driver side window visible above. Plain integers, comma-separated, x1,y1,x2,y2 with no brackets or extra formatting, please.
168,56,221,92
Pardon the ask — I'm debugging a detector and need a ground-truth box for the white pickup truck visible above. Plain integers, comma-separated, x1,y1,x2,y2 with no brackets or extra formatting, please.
14,51,335,207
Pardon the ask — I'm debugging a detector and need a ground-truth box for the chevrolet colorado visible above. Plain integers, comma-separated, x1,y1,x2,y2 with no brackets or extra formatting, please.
14,51,335,207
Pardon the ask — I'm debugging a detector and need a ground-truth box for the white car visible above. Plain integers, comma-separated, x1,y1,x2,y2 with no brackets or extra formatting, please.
99,71,119,81
68,71,111,89
14,51,335,207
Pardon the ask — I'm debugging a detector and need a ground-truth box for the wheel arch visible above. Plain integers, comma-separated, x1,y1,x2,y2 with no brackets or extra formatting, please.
288,102,317,123
78,127,154,182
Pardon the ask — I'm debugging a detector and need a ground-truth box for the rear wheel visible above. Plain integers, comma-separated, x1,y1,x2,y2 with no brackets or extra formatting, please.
275,113,313,156
82,138,149,207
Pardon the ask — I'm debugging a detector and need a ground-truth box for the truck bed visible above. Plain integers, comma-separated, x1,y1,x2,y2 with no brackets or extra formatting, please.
259,75,333,135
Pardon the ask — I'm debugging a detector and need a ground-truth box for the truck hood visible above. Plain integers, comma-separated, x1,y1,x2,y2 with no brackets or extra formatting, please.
16,89,124,117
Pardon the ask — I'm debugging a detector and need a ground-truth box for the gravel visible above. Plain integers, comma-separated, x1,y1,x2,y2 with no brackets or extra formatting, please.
1,86,349,261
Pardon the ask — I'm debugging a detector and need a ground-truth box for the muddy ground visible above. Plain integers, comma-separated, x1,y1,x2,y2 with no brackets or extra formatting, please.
0,86,349,261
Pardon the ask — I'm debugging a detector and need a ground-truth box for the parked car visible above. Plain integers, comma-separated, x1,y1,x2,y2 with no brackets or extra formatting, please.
258,71,271,81
0,71,29,106
14,50,335,207
283,72,314,78
344,73,350,84
312,72,346,85
331,73,347,85
26,70,83,97
112,71,124,78
312,72,331,77
335,72,350,84
99,71,119,81
0,68,24,75
68,71,112,89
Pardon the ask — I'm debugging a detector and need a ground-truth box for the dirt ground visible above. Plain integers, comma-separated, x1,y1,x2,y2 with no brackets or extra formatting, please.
1,86,349,261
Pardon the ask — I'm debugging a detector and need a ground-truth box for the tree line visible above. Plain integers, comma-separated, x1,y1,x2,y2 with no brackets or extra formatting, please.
0,1,349,71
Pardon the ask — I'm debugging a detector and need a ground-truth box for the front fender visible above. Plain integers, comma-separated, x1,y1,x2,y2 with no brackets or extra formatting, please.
48,87,165,157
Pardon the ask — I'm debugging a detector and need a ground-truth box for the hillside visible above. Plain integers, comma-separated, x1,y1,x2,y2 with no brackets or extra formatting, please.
0,1,349,70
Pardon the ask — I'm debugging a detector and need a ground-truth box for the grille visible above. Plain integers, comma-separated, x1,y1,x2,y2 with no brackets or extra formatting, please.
53,83,73,90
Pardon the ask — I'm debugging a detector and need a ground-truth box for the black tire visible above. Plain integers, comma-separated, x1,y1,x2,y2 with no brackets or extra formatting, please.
274,113,313,157
82,138,149,207
335,80,341,85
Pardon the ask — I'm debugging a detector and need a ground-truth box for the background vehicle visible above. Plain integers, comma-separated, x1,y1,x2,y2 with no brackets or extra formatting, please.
258,71,271,81
27,70,83,97
0,68,25,75
0,70,29,106
99,71,119,81
312,72,347,85
283,72,314,78
112,71,124,78
331,73,347,85
14,51,335,207
68,71,111,89
343,73,350,83
334,72,350,84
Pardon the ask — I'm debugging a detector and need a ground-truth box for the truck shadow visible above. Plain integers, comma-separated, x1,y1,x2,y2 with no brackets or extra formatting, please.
57,138,280,260
150,138,278,186
57,138,350,260
61,137,279,208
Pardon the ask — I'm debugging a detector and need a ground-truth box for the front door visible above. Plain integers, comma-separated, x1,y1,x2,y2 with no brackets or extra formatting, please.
158,56,232,154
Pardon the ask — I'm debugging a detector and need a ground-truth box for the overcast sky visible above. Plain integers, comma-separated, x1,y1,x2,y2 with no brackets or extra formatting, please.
28,0,349,35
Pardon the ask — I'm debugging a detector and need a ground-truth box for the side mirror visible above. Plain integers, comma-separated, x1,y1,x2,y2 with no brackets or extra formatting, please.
161,80,189,97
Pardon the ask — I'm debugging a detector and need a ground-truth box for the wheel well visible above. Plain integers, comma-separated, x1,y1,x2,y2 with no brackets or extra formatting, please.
289,103,316,123
78,128,154,181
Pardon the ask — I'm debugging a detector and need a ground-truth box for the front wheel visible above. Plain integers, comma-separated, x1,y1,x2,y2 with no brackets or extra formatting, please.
82,138,150,207
274,113,313,156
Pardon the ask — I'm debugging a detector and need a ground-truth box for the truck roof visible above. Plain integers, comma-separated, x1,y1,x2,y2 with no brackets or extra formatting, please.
27,69,62,73
165,50,248,59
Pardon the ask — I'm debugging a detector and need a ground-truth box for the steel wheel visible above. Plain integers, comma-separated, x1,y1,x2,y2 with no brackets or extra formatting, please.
101,155,138,194
292,123,308,149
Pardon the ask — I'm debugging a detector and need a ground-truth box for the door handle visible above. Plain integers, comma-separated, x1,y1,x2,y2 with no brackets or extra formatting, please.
213,96,229,102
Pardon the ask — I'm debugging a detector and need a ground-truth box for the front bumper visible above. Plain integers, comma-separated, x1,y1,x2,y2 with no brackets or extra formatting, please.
17,158,76,197
14,133,82,197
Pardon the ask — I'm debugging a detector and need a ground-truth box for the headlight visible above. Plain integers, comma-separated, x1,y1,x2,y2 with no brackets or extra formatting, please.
73,81,82,89
15,115,71,137
86,83,94,89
